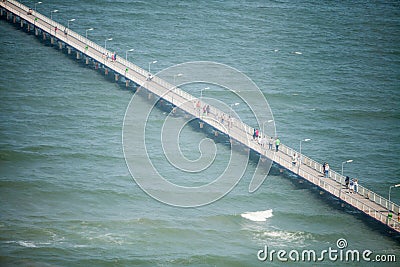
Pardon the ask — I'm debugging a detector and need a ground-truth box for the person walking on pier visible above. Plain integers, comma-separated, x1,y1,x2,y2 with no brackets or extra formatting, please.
353,178,358,193
345,176,350,189
268,137,273,150
275,137,280,152
324,163,330,178
258,134,263,145
261,136,267,148
195,100,201,116
292,153,297,166
206,105,210,116
349,179,354,193
229,115,234,128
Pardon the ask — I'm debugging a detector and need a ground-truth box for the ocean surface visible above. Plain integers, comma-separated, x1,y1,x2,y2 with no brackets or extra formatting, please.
1,0,400,266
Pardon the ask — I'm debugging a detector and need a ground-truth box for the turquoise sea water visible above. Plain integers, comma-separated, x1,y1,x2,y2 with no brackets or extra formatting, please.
1,0,400,266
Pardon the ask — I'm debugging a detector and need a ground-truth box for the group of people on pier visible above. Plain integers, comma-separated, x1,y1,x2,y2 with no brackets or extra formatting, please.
345,176,359,194
323,162,330,178
252,129,280,152
102,52,117,62
194,100,236,128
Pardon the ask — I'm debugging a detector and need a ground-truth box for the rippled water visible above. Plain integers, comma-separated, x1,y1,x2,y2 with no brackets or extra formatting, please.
1,0,399,266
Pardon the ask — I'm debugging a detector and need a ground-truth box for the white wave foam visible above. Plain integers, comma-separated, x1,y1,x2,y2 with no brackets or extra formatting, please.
241,209,273,222
17,241,37,248
73,244,89,248
257,230,313,247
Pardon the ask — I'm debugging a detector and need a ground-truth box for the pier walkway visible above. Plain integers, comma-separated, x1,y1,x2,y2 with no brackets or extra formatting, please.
2,0,399,234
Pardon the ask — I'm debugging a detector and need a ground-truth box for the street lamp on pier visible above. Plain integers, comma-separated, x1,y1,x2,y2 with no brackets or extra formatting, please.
388,184,400,203
229,102,240,118
34,1,42,12
341,159,353,177
50,9,58,20
67,18,75,29
148,60,157,73
85,28,93,39
104,38,113,49
125,48,134,60
200,87,210,100
299,138,311,164
173,73,183,84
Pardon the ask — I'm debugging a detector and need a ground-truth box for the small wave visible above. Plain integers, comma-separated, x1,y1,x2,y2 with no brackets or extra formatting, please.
241,209,273,222
255,230,313,247
17,241,37,248
73,244,89,248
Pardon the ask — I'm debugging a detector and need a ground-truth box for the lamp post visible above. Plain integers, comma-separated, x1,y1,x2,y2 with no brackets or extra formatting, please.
34,1,42,12
85,28,93,39
50,9,58,20
173,73,183,84
67,18,75,29
148,60,157,73
299,138,311,164
262,119,274,136
388,184,400,203
200,87,210,100
229,102,240,118
341,159,353,177
125,48,134,60
104,38,112,49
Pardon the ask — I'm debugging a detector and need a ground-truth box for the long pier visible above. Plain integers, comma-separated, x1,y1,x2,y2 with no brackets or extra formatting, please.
2,0,399,234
